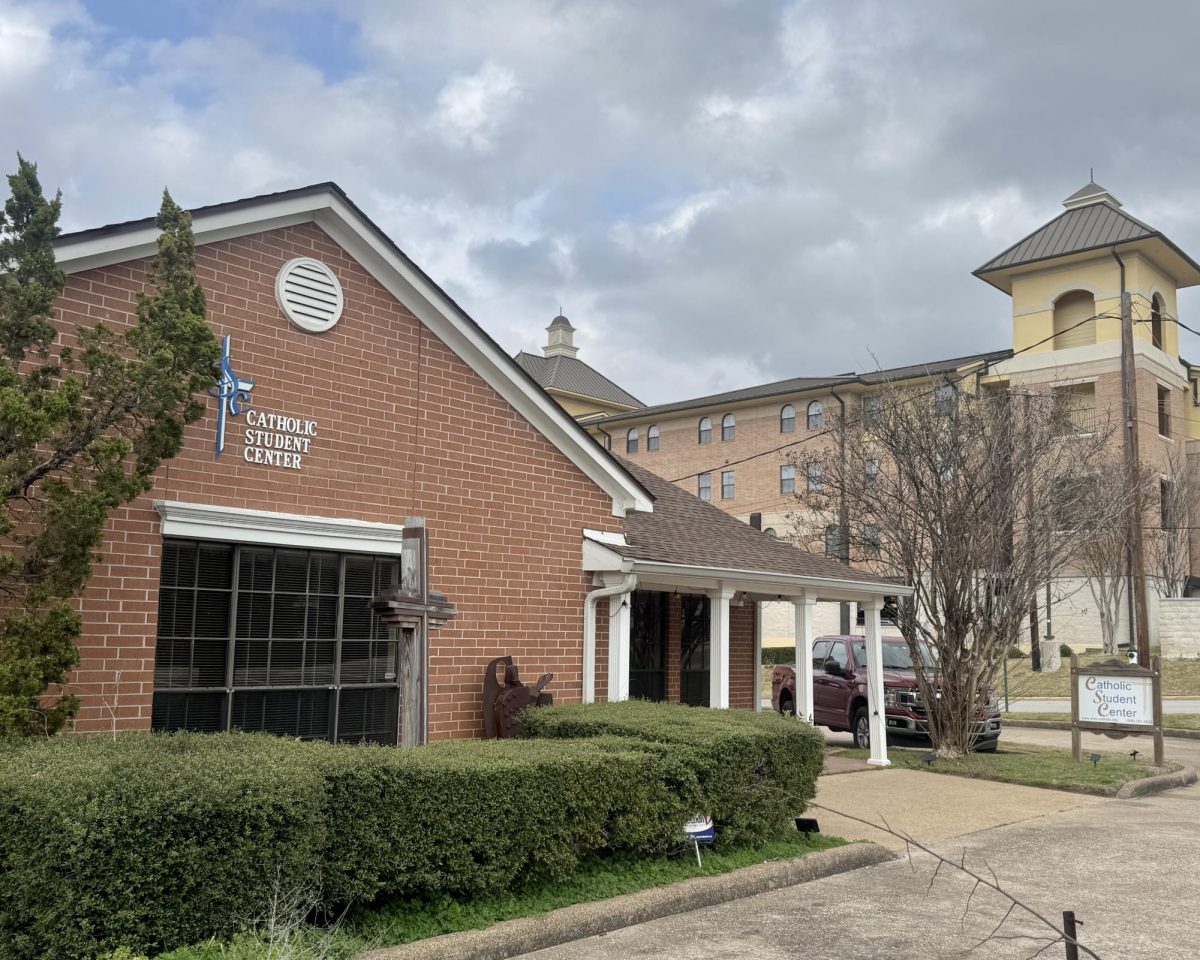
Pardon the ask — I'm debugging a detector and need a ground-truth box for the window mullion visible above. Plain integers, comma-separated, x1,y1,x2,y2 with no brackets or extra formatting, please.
224,544,241,732
331,554,346,743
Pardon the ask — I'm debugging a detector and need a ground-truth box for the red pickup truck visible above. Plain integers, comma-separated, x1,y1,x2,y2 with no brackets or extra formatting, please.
771,634,1000,751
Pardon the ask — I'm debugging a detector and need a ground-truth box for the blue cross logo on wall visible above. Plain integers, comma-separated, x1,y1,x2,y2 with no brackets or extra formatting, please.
212,334,255,456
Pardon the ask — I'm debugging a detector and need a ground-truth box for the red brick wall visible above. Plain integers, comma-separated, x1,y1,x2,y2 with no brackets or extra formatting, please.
60,222,620,739
730,602,757,710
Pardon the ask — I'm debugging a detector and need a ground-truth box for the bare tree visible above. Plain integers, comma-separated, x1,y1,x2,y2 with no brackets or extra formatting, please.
1072,461,1145,656
787,379,1131,759
1150,444,1199,599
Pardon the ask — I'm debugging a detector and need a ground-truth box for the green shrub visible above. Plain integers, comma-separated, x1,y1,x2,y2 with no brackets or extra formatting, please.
1007,645,1029,659
761,647,795,666
0,733,692,960
1059,643,1075,658
521,701,824,848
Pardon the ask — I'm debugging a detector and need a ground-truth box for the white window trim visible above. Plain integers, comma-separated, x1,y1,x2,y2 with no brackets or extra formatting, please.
155,500,408,554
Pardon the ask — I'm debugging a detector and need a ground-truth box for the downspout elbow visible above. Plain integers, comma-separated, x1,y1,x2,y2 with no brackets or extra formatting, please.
583,572,638,702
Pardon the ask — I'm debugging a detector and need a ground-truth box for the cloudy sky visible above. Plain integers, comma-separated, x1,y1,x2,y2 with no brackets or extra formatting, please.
4,0,1200,405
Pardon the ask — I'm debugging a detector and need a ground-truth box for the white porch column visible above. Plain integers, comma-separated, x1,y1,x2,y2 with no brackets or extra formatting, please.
707,585,734,708
792,593,816,724
861,597,890,766
607,592,632,701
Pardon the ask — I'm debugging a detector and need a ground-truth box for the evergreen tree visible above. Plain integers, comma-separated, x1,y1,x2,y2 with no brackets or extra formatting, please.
0,157,219,735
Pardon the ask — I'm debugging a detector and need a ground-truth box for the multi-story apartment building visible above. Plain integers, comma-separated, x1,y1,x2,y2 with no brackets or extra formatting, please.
552,181,1200,650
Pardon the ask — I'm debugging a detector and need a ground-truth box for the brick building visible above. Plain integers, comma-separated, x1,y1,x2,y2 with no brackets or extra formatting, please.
52,182,897,750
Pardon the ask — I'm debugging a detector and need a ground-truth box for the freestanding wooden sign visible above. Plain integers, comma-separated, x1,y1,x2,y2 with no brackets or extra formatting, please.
1070,654,1163,765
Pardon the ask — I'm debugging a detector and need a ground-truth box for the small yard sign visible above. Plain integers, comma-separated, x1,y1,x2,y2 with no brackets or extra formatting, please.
683,814,716,866
1070,655,1163,765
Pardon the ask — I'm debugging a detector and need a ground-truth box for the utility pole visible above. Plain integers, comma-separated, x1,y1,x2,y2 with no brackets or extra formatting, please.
1114,250,1152,667
1024,391,1041,672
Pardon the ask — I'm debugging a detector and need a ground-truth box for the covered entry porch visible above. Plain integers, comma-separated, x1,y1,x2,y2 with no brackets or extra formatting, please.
583,457,911,767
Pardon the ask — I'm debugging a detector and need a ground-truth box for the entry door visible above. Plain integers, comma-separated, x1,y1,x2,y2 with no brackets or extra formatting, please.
679,595,711,706
629,591,667,701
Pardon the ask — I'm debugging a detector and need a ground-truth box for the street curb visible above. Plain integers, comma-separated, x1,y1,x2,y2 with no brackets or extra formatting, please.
354,842,896,960
1116,765,1198,799
1004,718,1200,740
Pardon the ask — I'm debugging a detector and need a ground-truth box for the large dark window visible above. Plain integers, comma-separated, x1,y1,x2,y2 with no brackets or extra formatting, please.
629,591,668,702
152,540,401,744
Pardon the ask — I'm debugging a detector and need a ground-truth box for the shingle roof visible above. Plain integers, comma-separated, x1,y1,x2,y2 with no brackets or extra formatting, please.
974,199,1157,276
515,352,643,409
594,349,1011,426
613,456,894,586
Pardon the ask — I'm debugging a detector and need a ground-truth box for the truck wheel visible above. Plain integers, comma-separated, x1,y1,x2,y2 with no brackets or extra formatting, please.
780,693,795,716
852,707,870,750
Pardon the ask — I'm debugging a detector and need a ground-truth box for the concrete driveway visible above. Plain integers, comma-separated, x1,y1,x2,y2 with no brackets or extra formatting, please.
522,727,1200,960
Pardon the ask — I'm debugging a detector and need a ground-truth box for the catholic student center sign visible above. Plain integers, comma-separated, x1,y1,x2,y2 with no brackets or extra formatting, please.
1070,654,1164,765
1076,673,1154,725
213,334,318,470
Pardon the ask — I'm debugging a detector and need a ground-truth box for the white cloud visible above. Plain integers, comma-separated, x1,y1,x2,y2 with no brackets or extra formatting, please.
433,61,522,152
5,0,1200,405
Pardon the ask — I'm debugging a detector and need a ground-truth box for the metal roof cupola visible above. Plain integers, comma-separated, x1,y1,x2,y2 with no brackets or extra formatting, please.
1061,179,1121,209
543,312,579,358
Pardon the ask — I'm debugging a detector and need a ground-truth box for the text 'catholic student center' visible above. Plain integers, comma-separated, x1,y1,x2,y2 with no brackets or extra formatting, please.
54,183,900,748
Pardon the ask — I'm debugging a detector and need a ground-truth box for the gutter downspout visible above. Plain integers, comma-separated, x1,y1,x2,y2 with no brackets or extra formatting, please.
830,388,851,634
583,573,638,702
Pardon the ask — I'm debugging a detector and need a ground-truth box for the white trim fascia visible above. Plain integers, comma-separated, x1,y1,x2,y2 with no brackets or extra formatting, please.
584,557,913,599
583,528,627,546
155,500,408,554
54,188,652,518
582,537,631,573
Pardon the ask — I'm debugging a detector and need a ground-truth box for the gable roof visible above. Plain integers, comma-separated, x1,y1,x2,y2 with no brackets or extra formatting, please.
515,351,643,409
52,183,652,517
594,349,1011,427
612,456,900,590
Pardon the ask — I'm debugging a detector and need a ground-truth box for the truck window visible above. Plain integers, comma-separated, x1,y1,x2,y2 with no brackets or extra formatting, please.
811,640,831,669
827,641,849,671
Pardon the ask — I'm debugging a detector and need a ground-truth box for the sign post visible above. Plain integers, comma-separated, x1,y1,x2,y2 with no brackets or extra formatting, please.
1070,654,1163,766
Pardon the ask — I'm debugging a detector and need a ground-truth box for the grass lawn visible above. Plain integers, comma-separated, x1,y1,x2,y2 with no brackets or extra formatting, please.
1002,653,1200,699
155,832,844,960
836,743,1177,796
1005,711,1200,731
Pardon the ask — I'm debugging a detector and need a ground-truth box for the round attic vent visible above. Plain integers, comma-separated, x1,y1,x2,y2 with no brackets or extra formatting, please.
275,257,344,333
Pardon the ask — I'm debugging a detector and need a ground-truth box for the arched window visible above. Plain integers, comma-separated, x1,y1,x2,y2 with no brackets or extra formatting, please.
698,417,712,445
824,523,842,556
722,413,736,441
625,428,639,454
763,527,777,538
1052,289,1097,349
780,463,796,494
807,400,823,430
1152,293,1165,352
647,425,660,451
780,404,796,433
806,462,823,492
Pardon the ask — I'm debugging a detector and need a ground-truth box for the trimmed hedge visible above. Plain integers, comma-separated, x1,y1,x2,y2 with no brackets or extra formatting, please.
0,733,693,960
521,701,824,848
0,704,822,960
